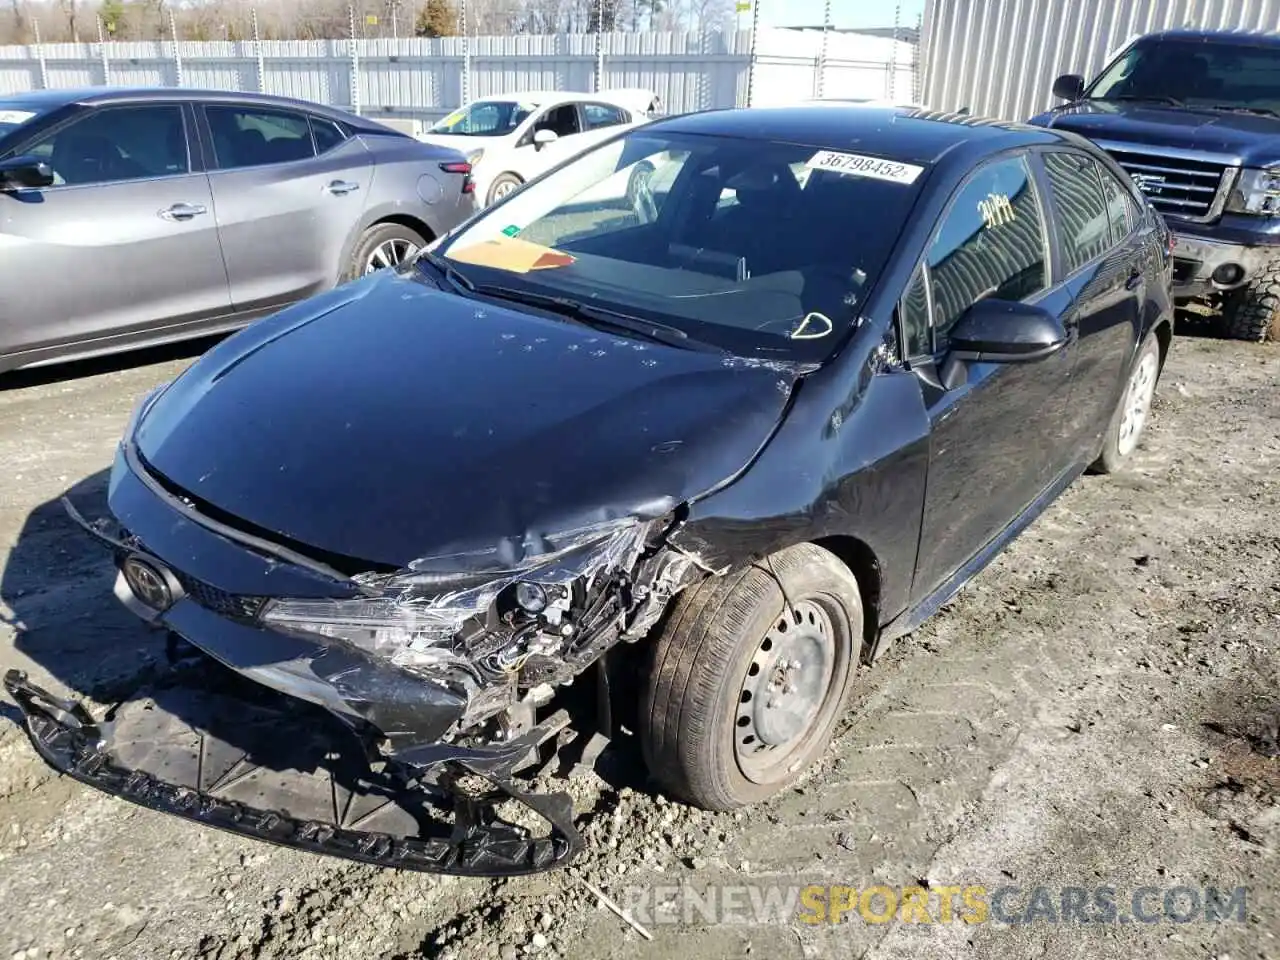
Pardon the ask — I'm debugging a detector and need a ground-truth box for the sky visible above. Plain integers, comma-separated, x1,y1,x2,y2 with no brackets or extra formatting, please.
755,0,926,29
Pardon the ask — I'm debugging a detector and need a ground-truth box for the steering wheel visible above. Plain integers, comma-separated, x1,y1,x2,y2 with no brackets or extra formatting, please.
751,265,855,337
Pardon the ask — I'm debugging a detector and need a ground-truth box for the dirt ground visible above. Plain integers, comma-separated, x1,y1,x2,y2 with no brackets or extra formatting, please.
0,326,1276,960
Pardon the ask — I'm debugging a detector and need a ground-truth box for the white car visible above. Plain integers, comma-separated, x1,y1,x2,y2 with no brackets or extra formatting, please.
417,88,660,207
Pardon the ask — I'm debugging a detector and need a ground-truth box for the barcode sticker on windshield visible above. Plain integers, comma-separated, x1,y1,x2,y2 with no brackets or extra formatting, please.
0,110,36,125
806,150,924,184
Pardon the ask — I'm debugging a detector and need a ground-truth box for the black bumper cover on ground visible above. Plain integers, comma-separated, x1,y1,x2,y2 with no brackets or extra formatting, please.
3,665,582,877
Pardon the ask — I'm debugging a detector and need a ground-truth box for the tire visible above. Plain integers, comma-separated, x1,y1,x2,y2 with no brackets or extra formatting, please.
486,173,523,207
1220,258,1280,342
639,542,863,811
343,222,427,283
1090,329,1162,475
626,161,655,206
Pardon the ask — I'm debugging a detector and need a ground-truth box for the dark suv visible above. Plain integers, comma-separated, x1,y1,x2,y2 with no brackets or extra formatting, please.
1029,29,1280,342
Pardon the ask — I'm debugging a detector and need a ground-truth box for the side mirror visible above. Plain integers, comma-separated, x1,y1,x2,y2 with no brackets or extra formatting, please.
948,298,1068,364
0,154,54,190
1052,73,1086,101
532,128,559,149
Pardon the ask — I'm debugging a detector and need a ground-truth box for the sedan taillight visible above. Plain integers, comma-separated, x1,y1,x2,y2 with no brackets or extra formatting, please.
439,161,474,194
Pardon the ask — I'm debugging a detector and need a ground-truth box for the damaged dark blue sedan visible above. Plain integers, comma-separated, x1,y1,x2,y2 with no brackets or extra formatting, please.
7,104,1176,876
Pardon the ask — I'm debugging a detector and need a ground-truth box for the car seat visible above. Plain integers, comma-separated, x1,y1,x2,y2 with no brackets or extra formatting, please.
51,132,120,185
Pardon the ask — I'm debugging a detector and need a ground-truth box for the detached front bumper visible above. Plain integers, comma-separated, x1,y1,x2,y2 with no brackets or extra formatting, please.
1170,232,1278,299
3,664,581,876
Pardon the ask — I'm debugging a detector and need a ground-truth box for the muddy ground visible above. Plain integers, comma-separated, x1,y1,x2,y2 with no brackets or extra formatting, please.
0,326,1276,960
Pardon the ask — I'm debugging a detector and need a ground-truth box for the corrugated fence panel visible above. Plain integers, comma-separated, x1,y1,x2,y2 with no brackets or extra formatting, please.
0,29,911,122
921,0,1280,120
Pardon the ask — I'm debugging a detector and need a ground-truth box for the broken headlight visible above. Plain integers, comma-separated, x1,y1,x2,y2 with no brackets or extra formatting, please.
259,518,652,676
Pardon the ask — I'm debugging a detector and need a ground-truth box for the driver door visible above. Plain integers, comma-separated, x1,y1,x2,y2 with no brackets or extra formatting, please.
904,152,1077,599
0,101,230,358
515,103,586,182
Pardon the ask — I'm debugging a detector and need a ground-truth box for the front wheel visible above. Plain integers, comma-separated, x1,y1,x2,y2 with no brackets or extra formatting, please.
1090,329,1162,474
1220,258,1280,342
639,543,863,811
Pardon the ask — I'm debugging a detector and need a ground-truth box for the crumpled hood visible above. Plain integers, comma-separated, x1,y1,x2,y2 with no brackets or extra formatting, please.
1036,101,1280,165
133,269,800,570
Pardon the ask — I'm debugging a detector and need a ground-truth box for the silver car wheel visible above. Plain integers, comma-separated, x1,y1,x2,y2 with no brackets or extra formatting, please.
491,180,518,201
1117,348,1158,456
734,597,837,783
364,238,420,274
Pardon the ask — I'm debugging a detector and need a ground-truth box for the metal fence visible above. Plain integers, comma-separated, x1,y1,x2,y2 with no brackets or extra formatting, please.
921,0,1280,122
0,27,917,123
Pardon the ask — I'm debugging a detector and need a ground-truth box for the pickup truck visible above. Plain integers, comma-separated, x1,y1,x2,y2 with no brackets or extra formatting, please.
1028,29,1280,342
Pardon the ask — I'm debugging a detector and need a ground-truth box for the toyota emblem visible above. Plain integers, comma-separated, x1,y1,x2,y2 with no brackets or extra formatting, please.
121,555,174,611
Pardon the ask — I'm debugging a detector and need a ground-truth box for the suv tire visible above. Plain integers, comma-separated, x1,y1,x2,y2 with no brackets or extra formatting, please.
1221,258,1280,342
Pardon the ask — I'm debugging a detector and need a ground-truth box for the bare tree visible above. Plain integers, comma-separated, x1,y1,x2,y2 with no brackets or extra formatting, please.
58,0,81,41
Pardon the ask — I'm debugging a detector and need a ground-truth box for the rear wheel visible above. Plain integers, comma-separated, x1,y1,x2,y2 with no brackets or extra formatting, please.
1090,329,1162,475
639,543,863,810
343,222,427,283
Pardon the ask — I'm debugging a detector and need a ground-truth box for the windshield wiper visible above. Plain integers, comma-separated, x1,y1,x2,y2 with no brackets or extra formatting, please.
416,249,476,294
1206,104,1280,118
471,284,718,352
1103,94,1184,106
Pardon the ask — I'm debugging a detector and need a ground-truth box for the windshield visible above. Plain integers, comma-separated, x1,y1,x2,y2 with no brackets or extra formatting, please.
427,101,535,136
0,105,44,141
434,129,927,364
1087,37,1280,113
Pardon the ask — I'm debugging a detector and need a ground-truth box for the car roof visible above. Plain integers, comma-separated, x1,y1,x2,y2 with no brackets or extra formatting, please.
0,86,395,131
1133,28,1280,48
648,105,1069,167
474,88,658,111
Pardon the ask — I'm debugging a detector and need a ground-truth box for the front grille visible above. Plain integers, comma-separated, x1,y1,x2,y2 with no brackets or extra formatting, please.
175,573,267,621
1101,145,1233,222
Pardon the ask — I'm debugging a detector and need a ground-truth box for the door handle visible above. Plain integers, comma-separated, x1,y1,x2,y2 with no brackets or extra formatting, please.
1125,265,1143,290
158,202,207,222
327,180,360,196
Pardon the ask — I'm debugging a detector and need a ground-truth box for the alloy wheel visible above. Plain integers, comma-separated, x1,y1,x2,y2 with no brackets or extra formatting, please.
1117,349,1158,456
364,238,420,274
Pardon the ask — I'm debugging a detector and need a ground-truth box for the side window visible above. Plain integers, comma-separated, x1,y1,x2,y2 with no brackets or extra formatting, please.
533,104,583,139
1097,163,1136,246
900,263,933,358
583,103,628,130
29,104,188,187
1042,151,1113,273
206,106,316,170
926,154,1049,349
310,117,347,155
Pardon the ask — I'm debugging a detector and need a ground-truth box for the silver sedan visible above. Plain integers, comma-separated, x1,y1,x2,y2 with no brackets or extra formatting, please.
0,87,479,374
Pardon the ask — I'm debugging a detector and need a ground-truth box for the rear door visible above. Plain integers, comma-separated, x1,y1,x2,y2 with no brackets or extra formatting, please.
200,103,373,312
905,152,1078,598
0,101,229,357
1039,149,1143,458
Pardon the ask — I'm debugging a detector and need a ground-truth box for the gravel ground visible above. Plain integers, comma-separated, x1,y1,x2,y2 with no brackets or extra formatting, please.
0,327,1276,960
